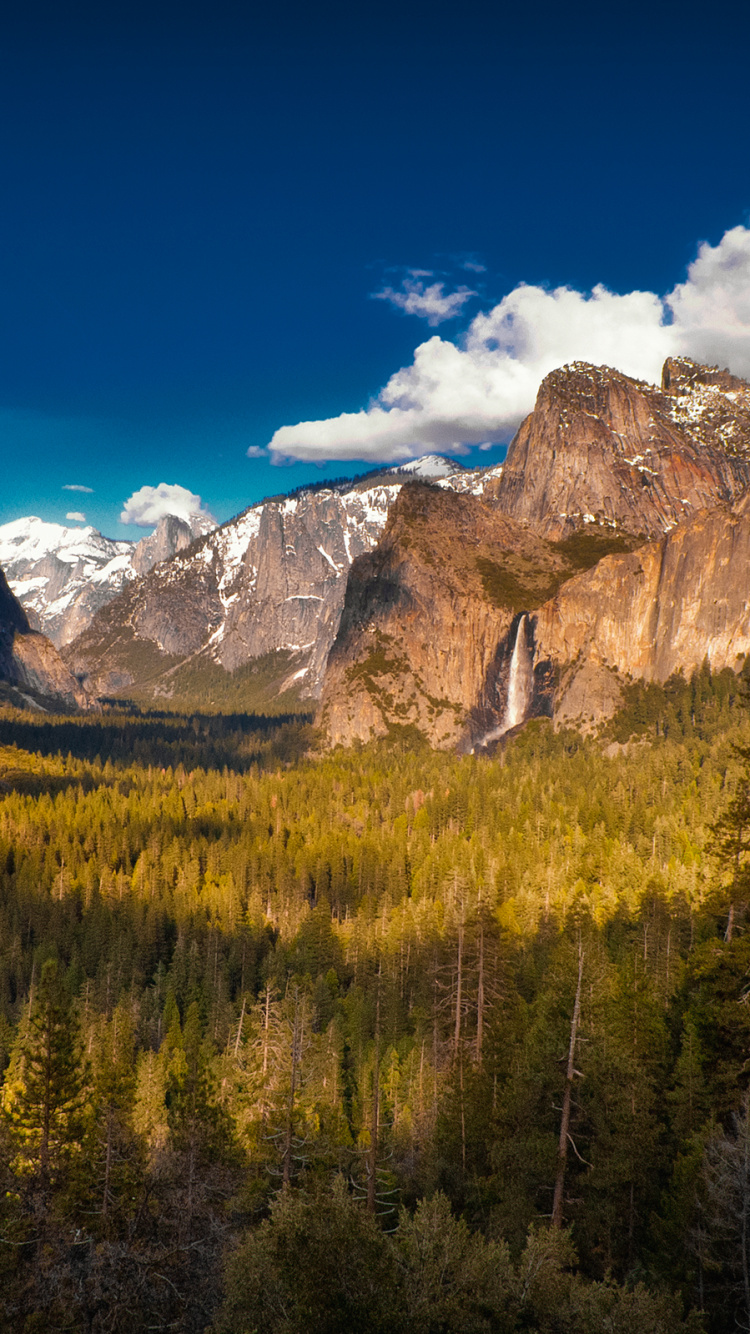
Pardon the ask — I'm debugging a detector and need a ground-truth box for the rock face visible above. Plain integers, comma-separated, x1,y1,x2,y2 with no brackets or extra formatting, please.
131,514,209,575
492,359,750,540
320,483,628,749
320,359,750,746
0,513,215,645
0,568,90,710
54,357,750,734
61,475,429,701
530,494,750,728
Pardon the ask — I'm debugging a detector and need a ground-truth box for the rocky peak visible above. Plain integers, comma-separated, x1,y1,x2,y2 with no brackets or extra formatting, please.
493,358,750,540
62,476,406,702
661,356,750,457
0,566,90,711
131,513,202,576
661,355,750,397
0,510,218,647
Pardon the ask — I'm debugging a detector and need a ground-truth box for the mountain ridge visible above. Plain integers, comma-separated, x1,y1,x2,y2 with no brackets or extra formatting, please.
0,511,215,646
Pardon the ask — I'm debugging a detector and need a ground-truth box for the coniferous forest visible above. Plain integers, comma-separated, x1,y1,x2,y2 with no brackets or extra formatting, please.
2,669,750,1331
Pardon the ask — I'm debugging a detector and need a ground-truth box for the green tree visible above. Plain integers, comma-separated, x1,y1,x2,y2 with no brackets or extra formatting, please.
397,1192,514,1333
215,1175,400,1334
2,959,85,1196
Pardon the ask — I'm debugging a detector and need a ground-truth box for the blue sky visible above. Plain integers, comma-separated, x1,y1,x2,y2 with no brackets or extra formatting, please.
2,0,750,537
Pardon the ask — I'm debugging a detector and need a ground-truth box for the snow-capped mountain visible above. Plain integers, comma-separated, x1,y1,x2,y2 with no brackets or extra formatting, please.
393,454,462,478
61,460,479,702
0,513,215,646
61,476,406,699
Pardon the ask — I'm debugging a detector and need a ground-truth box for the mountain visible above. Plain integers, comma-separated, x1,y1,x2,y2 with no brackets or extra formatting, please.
0,566,90,711
58,357,750,731
319,482,635,749
491,357,750,539
393,454,464,478
320,358,750,747
531,492,750,729
60,461,480,708
0,512,215,646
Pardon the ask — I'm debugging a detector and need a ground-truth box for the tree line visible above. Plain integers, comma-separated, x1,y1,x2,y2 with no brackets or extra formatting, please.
0,666,749,1330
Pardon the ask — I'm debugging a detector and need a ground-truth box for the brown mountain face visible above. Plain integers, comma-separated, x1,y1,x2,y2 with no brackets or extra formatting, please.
491,359,750,540
321,358,750,747
530,493,750,730
0,568,90,711
320,482,635,749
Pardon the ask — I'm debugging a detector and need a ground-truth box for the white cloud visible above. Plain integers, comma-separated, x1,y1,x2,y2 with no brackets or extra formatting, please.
66,511,86,522
63,483,93,493
462,260,486,273
666,225,750,373
269,224,750,465
120,483,215,528
246,445,267,458
373,278,477,326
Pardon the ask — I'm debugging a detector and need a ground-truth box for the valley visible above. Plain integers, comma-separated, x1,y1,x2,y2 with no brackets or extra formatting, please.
2,357,750,1331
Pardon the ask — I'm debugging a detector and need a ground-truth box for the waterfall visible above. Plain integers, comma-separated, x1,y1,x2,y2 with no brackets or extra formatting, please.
477,614,533,747
504,613,533,730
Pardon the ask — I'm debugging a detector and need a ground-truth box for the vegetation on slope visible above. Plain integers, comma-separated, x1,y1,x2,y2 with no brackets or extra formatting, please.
0,671,748,1329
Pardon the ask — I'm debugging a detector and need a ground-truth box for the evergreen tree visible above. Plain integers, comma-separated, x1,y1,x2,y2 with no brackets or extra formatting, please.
2,959,85,1197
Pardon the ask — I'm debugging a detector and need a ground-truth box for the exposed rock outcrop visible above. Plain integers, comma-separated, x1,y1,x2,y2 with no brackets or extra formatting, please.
62,476,415,701
131,513,208,575
320,359,750,747
530,493,750,728
56,358,750,731
320,483,628,748
0,567,90,711
492,359,750,540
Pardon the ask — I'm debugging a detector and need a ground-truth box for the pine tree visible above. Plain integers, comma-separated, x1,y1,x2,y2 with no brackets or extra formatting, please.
2,959,86,1196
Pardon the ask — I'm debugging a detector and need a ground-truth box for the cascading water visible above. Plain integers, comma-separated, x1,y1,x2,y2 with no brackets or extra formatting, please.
477,614,534,747
504,613,533,730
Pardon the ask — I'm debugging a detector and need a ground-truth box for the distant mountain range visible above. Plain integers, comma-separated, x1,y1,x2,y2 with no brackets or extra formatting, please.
0,511,215,646
59,458,483,707
4,356,750,733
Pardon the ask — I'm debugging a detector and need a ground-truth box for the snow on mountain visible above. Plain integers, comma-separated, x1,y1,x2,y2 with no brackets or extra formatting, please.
26,458,504,699
393,454,462,478
0,513,216,646
62,474,427,699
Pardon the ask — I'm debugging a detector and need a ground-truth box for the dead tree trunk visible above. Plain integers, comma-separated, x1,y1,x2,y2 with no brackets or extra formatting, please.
476,919,485,1066
551,945,584,1229
367,981,381,1214
453,910,464,1059
282,988,301,1189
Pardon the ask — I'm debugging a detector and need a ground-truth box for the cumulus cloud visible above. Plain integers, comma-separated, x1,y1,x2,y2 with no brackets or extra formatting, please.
246,445,267,458
120,483,215,528
269,224,750,465
66,511,86,522
63,483,93,493
373,278,477,326
667,225,750,372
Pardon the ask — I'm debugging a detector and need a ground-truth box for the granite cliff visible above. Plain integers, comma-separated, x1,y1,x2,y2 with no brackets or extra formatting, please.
530,493,750,730
320,358,750,747
491,357,750,540
0,568,90,711
61,469,462,704
55,356,750,731
319,483,634,749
